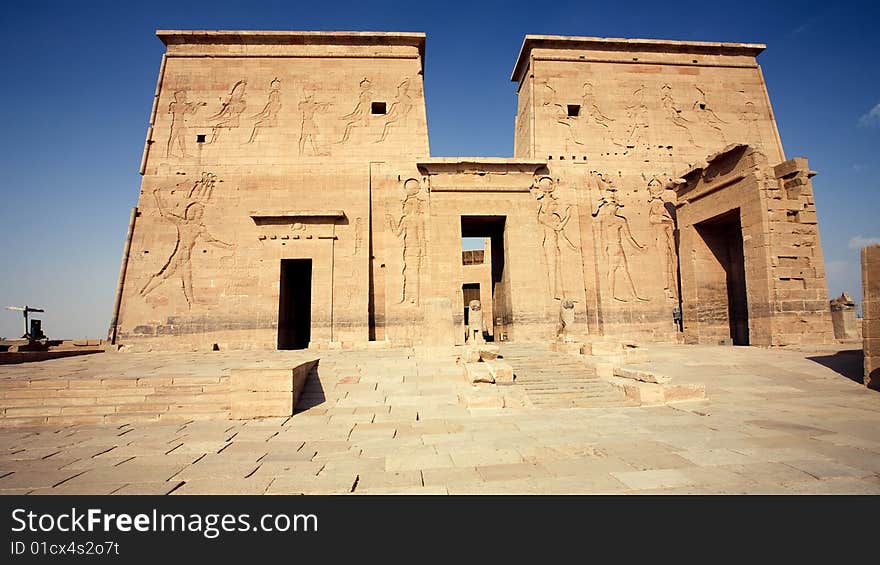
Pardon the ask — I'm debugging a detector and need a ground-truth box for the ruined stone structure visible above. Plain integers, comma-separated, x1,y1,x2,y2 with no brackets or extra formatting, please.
110,31,833,350
830,292,859,341
863,245,880,390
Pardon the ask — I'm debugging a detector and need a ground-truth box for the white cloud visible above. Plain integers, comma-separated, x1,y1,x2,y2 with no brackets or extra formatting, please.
858,102,880,127
848,235,880,249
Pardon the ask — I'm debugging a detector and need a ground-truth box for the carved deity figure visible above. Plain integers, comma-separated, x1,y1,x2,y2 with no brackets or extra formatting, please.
246,78,281,144
166,90,206,158
532,176,578,300
646,176,680,300
625,85,650,146
692,86,728,144
738,90,762,147
386,178,427,305
660,84,697,146
208,80,248,143
557,299,577,342
339,78,373,143
582,82,618,145
298,87,331,156
140,172,233,307
541,81,583,148
377,77,415,143
467,300,485,344
591,174,649,302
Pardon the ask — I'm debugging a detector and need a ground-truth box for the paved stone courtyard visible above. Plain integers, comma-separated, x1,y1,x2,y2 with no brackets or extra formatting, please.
2,344,879,494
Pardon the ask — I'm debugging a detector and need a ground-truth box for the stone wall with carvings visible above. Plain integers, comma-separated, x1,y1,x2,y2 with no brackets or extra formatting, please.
111,32,833,350
115,32,427,350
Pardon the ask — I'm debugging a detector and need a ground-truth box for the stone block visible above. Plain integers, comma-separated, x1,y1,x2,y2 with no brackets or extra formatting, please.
485,360,514,384
613,367,671,384
478,344,501,361
464,363,494,384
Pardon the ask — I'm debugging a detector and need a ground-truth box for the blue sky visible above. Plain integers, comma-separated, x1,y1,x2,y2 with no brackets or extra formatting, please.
1,0,877,339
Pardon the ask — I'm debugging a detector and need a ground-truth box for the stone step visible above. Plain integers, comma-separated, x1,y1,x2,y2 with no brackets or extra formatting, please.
499,344,632,409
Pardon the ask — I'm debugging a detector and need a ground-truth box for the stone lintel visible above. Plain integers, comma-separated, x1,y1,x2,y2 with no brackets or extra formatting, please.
250,210,346,222
417,158,548,193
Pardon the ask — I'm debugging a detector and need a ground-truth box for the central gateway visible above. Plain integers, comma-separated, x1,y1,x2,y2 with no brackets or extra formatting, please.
110,31,833,350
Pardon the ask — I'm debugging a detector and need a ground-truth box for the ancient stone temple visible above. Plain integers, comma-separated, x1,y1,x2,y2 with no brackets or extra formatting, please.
109,31,834,350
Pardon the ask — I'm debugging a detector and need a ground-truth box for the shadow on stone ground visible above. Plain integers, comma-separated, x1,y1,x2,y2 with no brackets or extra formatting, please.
806,349,864,385
294,362,326,412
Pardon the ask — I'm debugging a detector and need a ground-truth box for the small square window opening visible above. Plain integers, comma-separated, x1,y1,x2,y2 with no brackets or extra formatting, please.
371,102,387,115
567,104,580,117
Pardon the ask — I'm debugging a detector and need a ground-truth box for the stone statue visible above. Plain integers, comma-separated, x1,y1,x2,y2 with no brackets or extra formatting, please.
467,299,484,344
557,299,577,342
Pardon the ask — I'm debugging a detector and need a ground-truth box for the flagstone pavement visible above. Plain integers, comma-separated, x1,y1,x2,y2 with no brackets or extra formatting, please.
2,343,878,495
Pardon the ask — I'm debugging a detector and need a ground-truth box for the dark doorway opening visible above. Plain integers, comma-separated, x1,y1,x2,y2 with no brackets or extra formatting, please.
696,210,749,345
461,215,508,340
278,259,312,350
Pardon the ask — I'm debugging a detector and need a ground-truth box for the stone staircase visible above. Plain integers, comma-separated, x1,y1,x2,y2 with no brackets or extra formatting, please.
499,344,636,408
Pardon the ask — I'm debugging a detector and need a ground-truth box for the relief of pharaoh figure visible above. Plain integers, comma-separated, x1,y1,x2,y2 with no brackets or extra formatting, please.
376,77,415,143
298,87,331,156
660,84,698,146
541,81,583,149
166,90,206,158
339,78,373,143
139,172,233,307
591,174,649,302
624,84,650,147
246,77,281,144
386,177,427,305
531,176,578,300
692,86,728,145
208,80,248,143
646,176,680,300
582,82,619,145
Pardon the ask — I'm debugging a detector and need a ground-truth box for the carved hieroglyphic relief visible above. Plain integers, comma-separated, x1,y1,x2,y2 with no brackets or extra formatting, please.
246,78,281,144
692,86,727,145
339,78,373,144
377,77,415,143
625,85,650,147
353,217,363,256
532,176,578,300
166,90,206,158
739,90,762,148
208,80,248,143
591,173,649,302
387,178,427,305
582,82,619,145
298,87,331,156
646,175,680,299
660,84,697,146
541,81,583,148
140,172,233,307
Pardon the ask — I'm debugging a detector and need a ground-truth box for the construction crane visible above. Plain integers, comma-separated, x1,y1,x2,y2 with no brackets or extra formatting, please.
5,305,45,340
